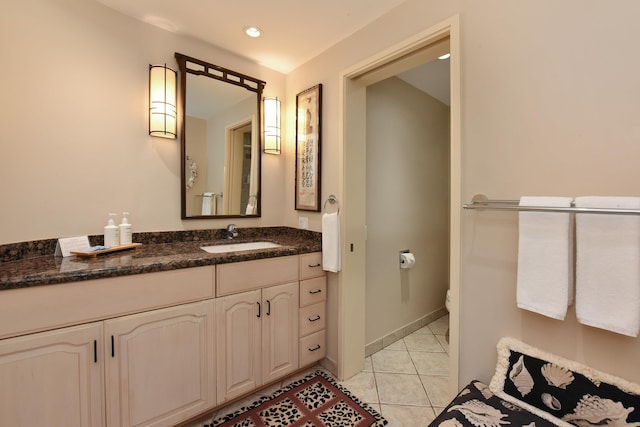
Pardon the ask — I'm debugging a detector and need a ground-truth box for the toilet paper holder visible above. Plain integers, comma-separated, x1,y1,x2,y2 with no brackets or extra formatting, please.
399,249,415,269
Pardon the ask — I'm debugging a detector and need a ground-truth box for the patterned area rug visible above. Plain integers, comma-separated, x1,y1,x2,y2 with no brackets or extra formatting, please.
205,371,387,427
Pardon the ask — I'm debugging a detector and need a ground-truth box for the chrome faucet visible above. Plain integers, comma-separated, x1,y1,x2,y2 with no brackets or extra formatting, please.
226,224,238,240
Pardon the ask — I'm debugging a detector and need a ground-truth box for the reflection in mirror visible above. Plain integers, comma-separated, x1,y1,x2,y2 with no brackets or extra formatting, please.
176,53,265,219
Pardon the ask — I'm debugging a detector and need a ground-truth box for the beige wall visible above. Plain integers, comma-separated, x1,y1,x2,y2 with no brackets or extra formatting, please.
0,0,286,244
365,77,449,344
285,0,640,385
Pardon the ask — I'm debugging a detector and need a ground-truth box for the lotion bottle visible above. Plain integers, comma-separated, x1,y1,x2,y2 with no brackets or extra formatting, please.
104,213,119,248
119,212,132,245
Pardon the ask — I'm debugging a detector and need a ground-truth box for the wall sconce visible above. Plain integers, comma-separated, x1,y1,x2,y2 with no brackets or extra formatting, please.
149,64,177,139
263,97,281,154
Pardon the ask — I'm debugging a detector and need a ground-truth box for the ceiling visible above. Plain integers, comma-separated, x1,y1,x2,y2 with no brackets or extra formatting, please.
96,0,449,105
96,0,409,74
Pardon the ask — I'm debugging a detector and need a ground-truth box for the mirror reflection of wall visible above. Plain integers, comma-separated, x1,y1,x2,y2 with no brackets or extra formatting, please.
176,53,265,219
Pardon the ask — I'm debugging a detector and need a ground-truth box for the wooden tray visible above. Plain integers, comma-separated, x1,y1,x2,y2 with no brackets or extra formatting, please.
71,243,142,257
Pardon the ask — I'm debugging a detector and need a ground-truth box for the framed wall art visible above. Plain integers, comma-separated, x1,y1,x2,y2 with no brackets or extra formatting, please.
295,84,322,211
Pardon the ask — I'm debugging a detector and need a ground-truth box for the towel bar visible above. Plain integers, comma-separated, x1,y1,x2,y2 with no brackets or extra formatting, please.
463,194,640,215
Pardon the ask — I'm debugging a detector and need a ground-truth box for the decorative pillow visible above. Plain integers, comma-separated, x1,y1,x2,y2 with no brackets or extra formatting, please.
489,337,640,427
429,380,559,427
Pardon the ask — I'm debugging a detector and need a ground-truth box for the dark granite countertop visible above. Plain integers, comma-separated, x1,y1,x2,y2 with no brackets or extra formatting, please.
0,227,322,291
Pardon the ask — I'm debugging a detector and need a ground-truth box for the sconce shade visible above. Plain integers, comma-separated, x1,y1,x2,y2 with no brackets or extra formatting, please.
263,97,281,154
149,64,177,139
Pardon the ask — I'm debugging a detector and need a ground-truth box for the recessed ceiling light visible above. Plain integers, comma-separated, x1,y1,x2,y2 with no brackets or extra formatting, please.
244,26,262,38
438,53,451,60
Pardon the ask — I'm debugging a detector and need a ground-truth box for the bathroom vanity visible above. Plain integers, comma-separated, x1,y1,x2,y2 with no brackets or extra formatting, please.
0,227,325,427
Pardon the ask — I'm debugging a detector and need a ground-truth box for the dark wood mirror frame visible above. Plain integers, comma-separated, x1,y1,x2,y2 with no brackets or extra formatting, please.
175,52,266,219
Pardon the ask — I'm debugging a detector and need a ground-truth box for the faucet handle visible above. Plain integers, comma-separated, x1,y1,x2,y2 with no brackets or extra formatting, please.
226,223,238,239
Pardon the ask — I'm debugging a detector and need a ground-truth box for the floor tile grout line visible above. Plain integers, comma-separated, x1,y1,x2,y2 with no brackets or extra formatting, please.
404,339,435,409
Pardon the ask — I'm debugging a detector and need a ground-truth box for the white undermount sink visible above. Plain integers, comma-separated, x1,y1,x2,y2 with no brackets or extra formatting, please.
200,241,282,254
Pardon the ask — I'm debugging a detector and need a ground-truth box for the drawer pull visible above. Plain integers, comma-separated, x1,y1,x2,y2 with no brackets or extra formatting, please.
94,340,97,363
266,300,271,316
308,263,321,268
308,315,321,322
257,301,261,318
308,344,321,352
111,335,115,358
309,289,322,295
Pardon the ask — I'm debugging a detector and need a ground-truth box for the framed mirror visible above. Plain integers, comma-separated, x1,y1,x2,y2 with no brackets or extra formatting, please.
176,53,266,219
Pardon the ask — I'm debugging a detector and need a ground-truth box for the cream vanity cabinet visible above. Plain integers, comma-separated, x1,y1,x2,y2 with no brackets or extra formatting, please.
0,251,325,426
215,256,300,404
298,252,327,365
0,266,216,427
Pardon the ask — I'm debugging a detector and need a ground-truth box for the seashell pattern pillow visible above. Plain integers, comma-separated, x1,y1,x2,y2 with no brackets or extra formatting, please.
429,380,559,427
489,337,640,427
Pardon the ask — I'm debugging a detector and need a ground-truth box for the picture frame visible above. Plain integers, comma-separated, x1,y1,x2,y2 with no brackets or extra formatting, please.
295,84,322,211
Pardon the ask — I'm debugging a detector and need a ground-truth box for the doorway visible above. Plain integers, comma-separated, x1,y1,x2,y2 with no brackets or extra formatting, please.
365,65,450,350
337,16,461,394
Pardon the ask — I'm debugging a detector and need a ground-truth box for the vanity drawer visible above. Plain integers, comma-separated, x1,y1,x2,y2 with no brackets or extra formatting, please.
299,302,326,337
216,255,298,296
0,266,215,340
299,277,326,307
299,330,326,366
299,252,324,280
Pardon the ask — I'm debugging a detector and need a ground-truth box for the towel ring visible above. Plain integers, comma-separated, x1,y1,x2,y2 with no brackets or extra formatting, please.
323,195,340,214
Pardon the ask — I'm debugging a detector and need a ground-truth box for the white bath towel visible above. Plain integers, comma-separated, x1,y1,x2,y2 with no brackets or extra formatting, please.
322,212,341,272
516,196,574,320
245,200,256,215
201,192,214,215
575,196,640,337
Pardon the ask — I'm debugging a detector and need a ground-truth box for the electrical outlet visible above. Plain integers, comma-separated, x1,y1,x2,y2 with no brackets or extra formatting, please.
299,217,309,229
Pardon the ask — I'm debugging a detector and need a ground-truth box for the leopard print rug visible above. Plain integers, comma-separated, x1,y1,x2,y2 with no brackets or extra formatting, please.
206,371,387,427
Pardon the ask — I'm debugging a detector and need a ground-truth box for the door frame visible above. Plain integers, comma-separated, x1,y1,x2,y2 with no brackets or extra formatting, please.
337,15,461,393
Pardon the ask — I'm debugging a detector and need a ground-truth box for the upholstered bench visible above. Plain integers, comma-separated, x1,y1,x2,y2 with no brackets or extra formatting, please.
429,337,640,426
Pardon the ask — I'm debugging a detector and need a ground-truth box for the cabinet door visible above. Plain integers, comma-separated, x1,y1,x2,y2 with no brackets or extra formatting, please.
105,300,215,427
0,322,104,427
216,289,262,404
262,282,299,384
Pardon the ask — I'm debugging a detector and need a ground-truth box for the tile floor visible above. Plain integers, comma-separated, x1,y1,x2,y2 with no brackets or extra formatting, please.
191,314,450,427
339,314,450,426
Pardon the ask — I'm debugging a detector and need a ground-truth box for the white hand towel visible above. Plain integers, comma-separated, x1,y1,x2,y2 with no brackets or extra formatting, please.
245,200,255,215
516,196,574,320
201,192,214,215
575,196,640,337
322,212,341,272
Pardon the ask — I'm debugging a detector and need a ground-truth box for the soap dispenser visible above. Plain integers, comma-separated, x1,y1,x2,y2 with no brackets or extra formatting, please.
119,212,132,245
104,213,119,248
